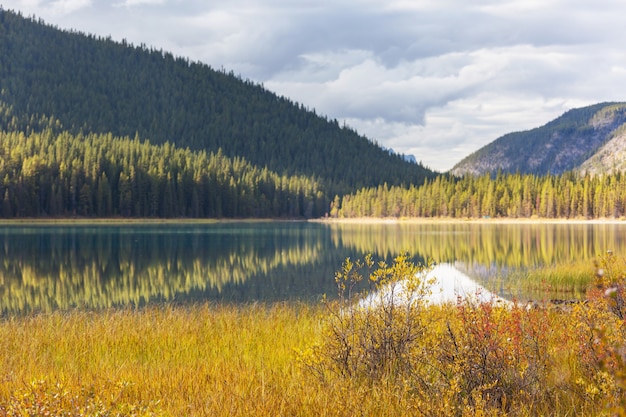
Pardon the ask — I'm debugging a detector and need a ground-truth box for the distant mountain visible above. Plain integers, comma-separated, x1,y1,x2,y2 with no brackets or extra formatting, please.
402,154,418,164
381,146,418,164
450,102,626,176
0,8,435,200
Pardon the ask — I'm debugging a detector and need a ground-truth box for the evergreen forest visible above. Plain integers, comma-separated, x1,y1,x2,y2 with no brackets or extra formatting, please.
0,7,433,218
334,172,626,219
0,112,325,218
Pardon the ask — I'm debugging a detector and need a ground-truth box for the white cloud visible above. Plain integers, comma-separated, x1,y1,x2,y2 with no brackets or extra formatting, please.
4,0,91,15
113,0,165,7
50,0,91,14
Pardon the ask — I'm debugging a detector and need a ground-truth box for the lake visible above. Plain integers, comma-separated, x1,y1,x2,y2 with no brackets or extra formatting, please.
1,220,625,315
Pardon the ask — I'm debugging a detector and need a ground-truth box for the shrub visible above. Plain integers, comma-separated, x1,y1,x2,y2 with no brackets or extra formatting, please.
302,253,435,384
436,300,554,414
304,254,587,416
571,251,626,413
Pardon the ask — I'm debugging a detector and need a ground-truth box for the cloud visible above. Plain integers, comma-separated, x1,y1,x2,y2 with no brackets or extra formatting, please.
267,44,572,125
113,0,165,7
6,0,92,15
52,0,91,13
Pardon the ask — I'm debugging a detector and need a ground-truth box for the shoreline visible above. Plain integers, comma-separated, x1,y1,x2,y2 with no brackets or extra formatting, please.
0,217,282,225
0,216,624,225
311,216,626,225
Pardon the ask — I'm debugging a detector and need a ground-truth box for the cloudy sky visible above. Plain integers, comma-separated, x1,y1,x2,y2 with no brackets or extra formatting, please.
3,0,625,172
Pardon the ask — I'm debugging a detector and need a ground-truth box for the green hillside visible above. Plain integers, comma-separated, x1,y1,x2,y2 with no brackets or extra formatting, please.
0,8,434,210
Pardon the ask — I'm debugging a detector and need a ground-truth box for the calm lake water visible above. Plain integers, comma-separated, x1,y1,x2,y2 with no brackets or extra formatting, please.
1,221,625,315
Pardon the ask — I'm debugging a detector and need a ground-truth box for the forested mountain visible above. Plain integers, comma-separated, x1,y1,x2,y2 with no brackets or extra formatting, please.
0,8,434,208
451,103,626,176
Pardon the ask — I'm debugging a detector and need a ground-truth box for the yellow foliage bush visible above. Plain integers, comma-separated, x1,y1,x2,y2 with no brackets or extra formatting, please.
306,253,626,416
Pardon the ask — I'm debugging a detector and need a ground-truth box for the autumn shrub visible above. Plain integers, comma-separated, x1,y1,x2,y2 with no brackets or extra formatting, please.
569,251,626,413
304,253,559,415
434,300,555,415
305,254,601,416
302,253,436,385
593,250,626,320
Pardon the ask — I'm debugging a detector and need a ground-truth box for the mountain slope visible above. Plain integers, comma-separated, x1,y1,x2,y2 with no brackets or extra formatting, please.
0,8,435,197
577,124,626,174
450,103,626,176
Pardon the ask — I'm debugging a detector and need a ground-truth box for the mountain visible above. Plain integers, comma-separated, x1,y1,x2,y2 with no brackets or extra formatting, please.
450,102,626,176
0,8,435,201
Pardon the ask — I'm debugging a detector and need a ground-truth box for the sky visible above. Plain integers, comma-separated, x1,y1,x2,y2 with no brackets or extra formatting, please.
3,0,625,172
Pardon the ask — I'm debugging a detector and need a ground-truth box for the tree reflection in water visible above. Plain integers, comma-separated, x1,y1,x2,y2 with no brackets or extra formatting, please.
1,221,625,315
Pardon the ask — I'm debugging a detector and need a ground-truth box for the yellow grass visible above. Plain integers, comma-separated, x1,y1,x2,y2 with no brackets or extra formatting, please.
0,303,323,416
0,303,417,416
0,299,624,416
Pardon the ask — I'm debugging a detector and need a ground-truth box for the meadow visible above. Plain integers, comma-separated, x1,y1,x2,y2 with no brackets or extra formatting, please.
1,254,625,416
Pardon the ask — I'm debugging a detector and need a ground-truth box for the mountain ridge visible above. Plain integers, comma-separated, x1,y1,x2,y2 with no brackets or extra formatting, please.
450,102,626,176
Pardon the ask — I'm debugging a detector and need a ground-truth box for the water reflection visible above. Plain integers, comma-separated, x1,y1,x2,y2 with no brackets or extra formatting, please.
362,263,510,308
327,222,626,267
0,221,624,315
0,223,348,315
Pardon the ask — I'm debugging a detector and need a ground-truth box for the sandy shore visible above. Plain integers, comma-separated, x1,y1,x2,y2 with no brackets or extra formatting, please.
311,216,626,225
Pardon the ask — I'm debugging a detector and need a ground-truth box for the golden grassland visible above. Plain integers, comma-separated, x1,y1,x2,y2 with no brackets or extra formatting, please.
1,295,625,416
1,302,422,416
0,302,460,416
492,261,596,300
0,303,324,416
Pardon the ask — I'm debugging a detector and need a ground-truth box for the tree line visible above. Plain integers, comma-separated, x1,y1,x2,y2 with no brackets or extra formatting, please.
333,171,626,219
0,126,326,218
5,112,626,220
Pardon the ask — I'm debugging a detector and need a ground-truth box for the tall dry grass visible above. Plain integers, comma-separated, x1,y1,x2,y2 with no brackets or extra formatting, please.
0,303,323,416
0,301,435,416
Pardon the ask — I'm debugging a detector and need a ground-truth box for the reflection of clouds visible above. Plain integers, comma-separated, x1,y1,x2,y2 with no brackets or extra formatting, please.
362,263,509,308
425,263,509,304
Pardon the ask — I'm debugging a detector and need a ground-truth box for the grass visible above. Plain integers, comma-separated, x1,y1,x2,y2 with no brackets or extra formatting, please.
1,292,624,416
0,302,417,416
500,261,596,301
0,302,433,416
0,303,323,416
